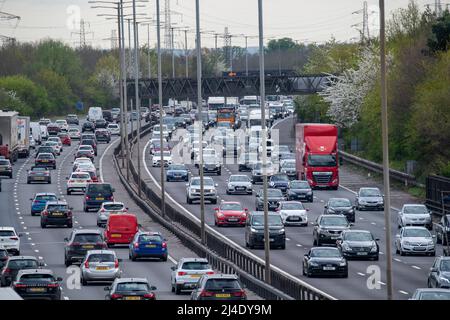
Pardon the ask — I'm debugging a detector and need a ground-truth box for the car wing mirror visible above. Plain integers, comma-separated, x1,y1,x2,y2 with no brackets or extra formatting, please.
104,286,110,291
170,266,176,271
64,237,69,242
117,258,123,262
56,277,63,282
375,238,380,241
324,205,328,209
150,286,157,291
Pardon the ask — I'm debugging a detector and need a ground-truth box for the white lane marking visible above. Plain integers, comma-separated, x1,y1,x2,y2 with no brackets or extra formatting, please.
142,130,337,300
371,222,376,225
27,237,32,241
296,244,302,247
378,281,386,285
34,249,39,253
286,238,290,241
38,256,43,260
379,251,384,255
357,272,366,276
20,221,24,224
64,296,69,300
394,258,402,262
31,243,35,246
18,216,23,220
399,290,409,295
23,227,27,230
412,265,421,270
99,139,120,182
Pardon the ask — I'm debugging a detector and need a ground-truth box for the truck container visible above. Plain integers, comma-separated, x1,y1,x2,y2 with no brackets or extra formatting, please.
17,116,30,157
0,110,19,163
295,123,339,189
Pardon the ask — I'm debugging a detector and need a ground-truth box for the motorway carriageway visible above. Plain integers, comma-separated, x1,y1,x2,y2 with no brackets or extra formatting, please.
141,116,440,300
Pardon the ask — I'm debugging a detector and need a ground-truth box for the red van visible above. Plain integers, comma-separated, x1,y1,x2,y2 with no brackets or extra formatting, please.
104,214,139,246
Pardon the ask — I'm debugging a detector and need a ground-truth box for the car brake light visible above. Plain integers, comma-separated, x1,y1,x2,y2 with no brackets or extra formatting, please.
111,293,122,299
69,180,75,183
114,259,119,268
232,290,246,297
48,283,59,288
177,271,187,276
71,242,80,247
206,271,214,275
100,209,105,212
3,268,11,274
84,260,89,269
143,293,155,299
42,211,48,217
14,283,26,288
67,211,72,217
134,242,139,248
200,290,214,297
85,196,90,200
10,237,19,240
162,242,167,248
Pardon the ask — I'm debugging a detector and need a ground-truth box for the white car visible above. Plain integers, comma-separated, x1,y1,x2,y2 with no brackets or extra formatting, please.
395,226,436,256
68,127,81,140
47,137,63,152
107,123,120,136
152,151,172,167
97,202,128,227
55,119,69,132
43,141,61,155
0,227,21,255
276,201,308,226
153,124,170,139
170,257,214,294
397,204,433,230
190,141,208,160
29,135,36,149
186,176,218,204
72,157,94,171
66,171,92,195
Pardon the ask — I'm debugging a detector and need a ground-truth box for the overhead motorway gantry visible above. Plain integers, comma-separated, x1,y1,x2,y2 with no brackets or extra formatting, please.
127,73,330,100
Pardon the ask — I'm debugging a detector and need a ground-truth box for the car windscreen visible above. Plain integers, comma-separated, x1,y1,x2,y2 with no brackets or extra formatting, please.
403,206,428,214
282,203,304,210
252,215,283,226
271,175,289,182
87,253,115,263
290,181,310,189
205,279,241,290
220,203,242,211
168,165,185,171
320,216,348,226
8,259,38,269
266,189,283,197
73,234,103,243
403,229,431,238
230,176,249,182
418,292,450,300
440,260,450,272
38,154,54,159
71,173,90,179
46,204,68,211
36,195,57,201
329,199,352,207
343,232,373,241
360,189,381,197
116,282,149,292
310,249,341,258
307,154,337,167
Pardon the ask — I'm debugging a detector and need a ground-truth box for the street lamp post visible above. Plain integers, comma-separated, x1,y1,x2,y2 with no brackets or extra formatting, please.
147,23,152,108
245,35,249,76
156,0,165,218
258,0,271,284
379,0,393,300
196,0,205,245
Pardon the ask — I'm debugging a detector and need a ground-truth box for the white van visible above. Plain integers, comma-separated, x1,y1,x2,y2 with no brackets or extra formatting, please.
39,125,49,141
30,122,42,145
88,107,103,122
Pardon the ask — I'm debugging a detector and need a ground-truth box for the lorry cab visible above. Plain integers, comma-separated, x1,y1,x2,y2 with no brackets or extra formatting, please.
104,214,139,246
296,124,339,190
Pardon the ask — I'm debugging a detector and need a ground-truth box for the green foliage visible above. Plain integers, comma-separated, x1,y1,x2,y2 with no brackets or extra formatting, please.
267,38,300,53
294,95,331,124
427,10,450,53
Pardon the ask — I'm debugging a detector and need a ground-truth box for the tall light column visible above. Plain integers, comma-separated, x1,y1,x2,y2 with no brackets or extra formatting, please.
120,1,130,179
258,0,271,285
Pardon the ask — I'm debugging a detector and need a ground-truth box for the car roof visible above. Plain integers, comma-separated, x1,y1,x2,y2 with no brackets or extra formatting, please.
86,250,116,255
179,257,209,263
72,228,102,234
359,187,380,191
201,274,239,280
311,247,339,251
46,201,68,205
102,201,124,205
342,229,371,234
328,197,351,201
35,192,57,196
415,288,450,293
136,231,161,237
114,278,149,284
250,211,280,216
0,227,16,231
7,255,37,261
403,204,426,207
17,269,53,276
220,201,241,205
402,226,429,230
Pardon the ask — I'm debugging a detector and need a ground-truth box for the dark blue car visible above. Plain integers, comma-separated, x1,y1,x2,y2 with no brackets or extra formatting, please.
269,174,290,194
166,164,189,182
30,193,58,216
129,232,168,261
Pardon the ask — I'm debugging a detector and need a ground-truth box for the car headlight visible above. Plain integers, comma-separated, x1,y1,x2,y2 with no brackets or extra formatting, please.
403,241,411,246
427,240,434,245
250,227,258,233
370,245,378,252
342,243,351,251
359,200,366,204
328,209,335,213
307,191,312,195
439,277,450,283
309,261,319,267
339,261,347,267
279,228,285,234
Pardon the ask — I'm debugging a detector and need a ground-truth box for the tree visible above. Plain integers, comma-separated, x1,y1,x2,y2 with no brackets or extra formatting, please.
427,10,450,53
267,38,299,53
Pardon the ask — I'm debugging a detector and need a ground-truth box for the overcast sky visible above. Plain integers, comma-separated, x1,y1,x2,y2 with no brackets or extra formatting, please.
0,0,434,49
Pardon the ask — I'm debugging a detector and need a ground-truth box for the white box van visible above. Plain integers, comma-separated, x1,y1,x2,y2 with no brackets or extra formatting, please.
88,107,103,122
30,122,42,145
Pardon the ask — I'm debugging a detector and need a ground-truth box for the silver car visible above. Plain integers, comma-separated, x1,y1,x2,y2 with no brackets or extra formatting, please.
186,177,218,204
80,250,122,285
397,204,433,230
395,226,436,256
170,258,214,294
226,174,253,195
355,187,384,211
96,202,128,227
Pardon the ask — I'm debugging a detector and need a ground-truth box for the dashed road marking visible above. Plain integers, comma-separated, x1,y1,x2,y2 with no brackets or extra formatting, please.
394,258,402,262
34,249,39,253
412,265,421,270
378,281,386,286
357,272,365,276
371,222,376,225
296,244,302,247
399,290,408,295
286,238,290,241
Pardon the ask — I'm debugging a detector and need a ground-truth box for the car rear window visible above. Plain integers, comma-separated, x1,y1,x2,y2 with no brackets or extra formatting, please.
109,216,136,229
87,253,115,263
8,259,38,269
103,204,124,211
72,173,90,179
116,282,149,292
205,279,241,290
73,234,103,243
47,204,68,211
181,261,210,270
20,274,55,282
0,230,15,237
0,160,10,165
138,235,162,242
36,195,57,201
88,184,112,194
0,250,8,257
38,154,54,160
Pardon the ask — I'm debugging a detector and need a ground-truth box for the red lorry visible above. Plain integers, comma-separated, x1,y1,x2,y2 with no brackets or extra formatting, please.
295,123,339,190
0,111,19,163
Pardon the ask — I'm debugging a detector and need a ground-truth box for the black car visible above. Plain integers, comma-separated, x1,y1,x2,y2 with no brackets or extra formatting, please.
0,159,13,178
0,256,43,287
255,188,285,211
336,230,379,260
66,114,79,125
102,110,113,123
202,156,221,175
35,146,56,158
74,149,94,162
269,173,290,194
287,180,313,202
302,247,348,278
95,129,111,143
27,166,51,184
82,121,95,133
95,119,108,129
64,229,107,266
324,198,356,223
12,269,62,300
80,139,97,156
0,247,8,269
40,201,73,228
245,211,286,249
428,256,450,289
238,153,256,172
105,278,157,300
35,153,56,170
83,183,115,212
190,274,247,300
313,214,352,246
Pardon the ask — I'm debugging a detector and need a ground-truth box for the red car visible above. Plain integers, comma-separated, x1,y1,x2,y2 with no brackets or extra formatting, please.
58,133,72,146
104,214,139,246
214,201,248,227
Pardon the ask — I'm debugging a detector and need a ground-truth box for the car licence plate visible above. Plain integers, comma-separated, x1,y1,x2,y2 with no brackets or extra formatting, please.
41,160,49,163
96,197,104,200
124,296,141,300
52,212,64,216
228,218,239,222
323,266,335,271
290,217,300,221
263,238,275,242
83,245,94,249
215,293,231,298
356,252,368,255
28,287,46,293
34,177,45,180
190,274,201,278
96,266,109,270
145,244,156,248
236,187,245,190
111,234,121,238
